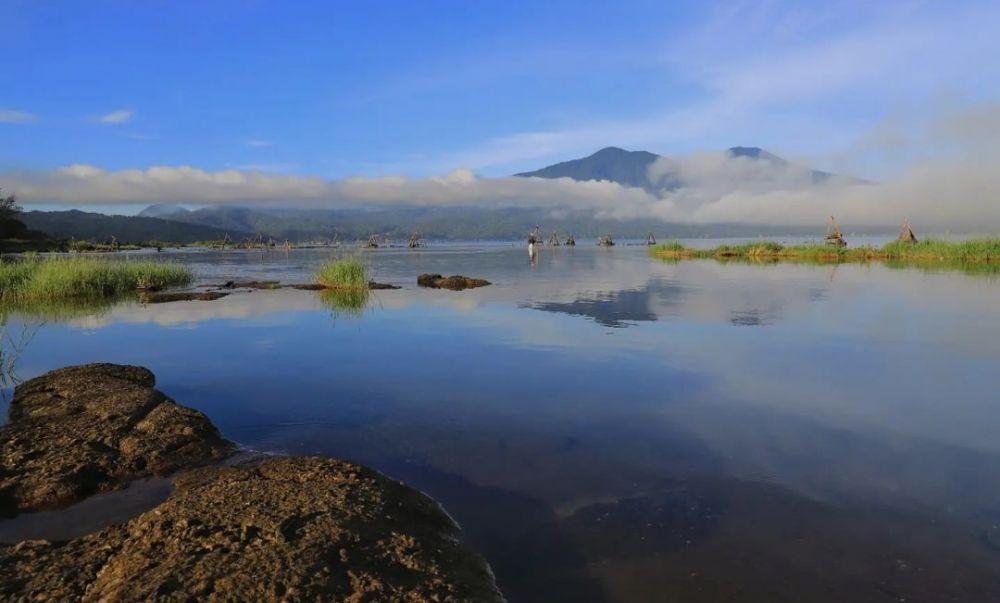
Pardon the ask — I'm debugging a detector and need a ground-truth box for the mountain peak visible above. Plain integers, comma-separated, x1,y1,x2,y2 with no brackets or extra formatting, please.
727,146,782,163
515,146,662,192
592,146,629,155
516,145,856,191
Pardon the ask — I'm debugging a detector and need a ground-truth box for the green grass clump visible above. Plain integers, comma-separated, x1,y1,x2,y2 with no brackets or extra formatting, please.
650,241,687,253
315,257,368,289
881,239,1000,262
0,256,192,303
649,237,999,273
714,241,786,257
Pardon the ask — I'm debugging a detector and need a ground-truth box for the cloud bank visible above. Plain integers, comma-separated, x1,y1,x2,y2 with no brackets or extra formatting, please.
4,104,998,231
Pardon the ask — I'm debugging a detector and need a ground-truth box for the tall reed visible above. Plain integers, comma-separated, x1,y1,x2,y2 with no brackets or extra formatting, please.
315,257,368,289
0,256,192,302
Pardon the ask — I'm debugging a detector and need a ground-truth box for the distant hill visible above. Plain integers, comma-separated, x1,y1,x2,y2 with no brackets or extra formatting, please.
138,203,191,219
130,204,889,241
24,202,895,245
515,145,853,191
21,210,252,243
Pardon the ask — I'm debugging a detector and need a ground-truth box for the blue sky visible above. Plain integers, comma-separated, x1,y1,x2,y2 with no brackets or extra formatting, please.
1,1,998,225
1,1,702,176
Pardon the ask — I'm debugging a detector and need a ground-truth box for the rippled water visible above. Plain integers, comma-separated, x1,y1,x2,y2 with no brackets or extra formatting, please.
2,244,999,602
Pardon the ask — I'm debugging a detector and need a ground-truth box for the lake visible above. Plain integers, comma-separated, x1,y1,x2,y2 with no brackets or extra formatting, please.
2,243,999,602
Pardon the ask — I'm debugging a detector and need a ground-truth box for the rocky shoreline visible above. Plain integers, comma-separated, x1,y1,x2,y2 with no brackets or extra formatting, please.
0,364,502,601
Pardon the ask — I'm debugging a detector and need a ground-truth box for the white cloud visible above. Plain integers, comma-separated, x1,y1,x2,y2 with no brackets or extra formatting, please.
246,139,273,148
4,104,998,231
97,109,133,124
0,108,38,124
9,164,328,204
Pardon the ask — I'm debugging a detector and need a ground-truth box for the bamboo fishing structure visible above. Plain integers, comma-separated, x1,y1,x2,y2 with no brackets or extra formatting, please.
898,218,918,243
825,216,846,247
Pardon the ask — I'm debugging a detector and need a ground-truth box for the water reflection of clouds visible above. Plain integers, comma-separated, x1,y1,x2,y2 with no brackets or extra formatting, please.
66,289,326,329
6,248,999,602
11,249,996,460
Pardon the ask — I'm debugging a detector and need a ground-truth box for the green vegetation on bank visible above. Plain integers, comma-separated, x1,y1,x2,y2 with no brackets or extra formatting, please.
0,256,192,303
650,238,1000,266
315,257,368,289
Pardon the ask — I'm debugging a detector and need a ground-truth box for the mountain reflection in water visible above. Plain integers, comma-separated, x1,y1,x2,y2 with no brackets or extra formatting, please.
1,244,998,602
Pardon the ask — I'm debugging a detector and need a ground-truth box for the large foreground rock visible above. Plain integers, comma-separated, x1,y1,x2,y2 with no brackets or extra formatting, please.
0,364,235,515
1,457,503,602
0,365,502,601
417,274,491,290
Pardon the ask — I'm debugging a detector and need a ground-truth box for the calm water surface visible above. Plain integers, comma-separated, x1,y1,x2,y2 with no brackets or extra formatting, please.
2,244,999,602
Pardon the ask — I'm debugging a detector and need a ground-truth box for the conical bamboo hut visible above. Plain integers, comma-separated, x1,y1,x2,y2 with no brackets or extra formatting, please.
408,231,423,248
898,219,918,243
598,234,615,247
646,232,657,245
565,234,576,246
548,231,561,246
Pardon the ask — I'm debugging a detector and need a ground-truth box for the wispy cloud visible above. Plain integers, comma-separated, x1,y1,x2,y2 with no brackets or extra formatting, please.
0,108,38,124
425,1,1000,177
246,139,273,148
97,109,133,124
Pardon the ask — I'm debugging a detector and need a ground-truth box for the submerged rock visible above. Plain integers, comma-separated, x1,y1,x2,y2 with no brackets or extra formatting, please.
417,274,491,290
0,457,502,602
367,280,401,290
0,364,234,515
141,291,229,303
218,280,282,290
290,281,400,291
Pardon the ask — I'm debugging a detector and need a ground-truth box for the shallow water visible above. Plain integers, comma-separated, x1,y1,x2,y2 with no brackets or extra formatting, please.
2,244,999,602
